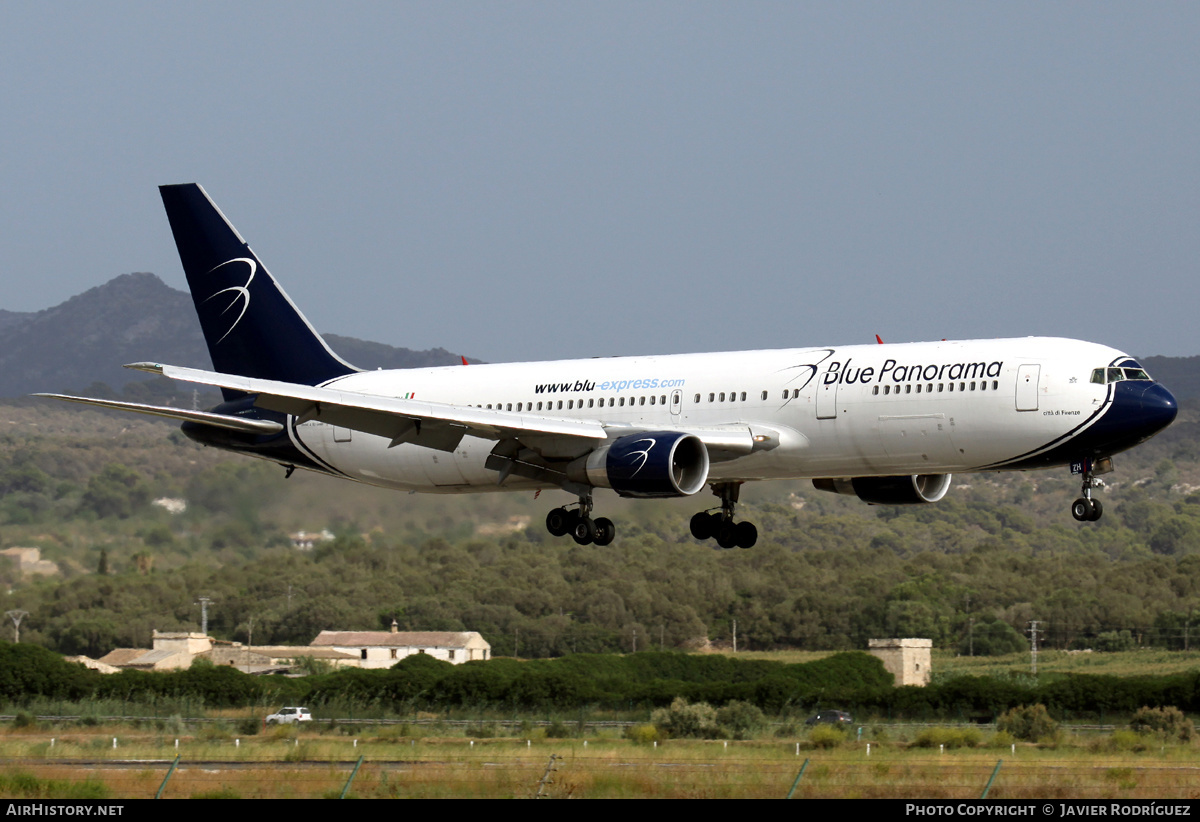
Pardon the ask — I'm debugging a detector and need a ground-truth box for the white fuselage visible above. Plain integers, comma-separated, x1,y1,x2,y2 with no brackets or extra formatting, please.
284,336,1127,494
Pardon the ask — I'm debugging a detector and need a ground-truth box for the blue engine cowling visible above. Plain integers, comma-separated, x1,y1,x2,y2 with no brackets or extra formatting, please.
569,431,710,498
812,474,952,505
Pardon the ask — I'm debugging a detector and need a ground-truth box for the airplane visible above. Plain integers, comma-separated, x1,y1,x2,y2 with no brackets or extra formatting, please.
39,184,1179,549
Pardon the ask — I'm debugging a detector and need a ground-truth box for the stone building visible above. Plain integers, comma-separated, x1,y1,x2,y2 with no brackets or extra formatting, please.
868,638,932,686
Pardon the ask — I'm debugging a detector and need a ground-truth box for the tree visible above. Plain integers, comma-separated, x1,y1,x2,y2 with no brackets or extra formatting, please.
959,617,1025,656
80,464,152,519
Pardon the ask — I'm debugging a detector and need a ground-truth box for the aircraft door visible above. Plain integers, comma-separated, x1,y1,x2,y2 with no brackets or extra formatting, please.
670,389,682,420
1016,365,1040,411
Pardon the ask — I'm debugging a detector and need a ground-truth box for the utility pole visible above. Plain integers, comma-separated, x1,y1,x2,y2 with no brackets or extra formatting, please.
1028,620,1041,675
5,610,29,643
732,619,738,653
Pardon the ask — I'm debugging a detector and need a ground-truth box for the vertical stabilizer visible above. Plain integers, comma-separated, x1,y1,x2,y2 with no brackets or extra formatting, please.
159,184,358,390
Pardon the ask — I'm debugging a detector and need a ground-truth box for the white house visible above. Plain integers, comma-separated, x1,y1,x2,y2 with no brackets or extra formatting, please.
309,624,491,668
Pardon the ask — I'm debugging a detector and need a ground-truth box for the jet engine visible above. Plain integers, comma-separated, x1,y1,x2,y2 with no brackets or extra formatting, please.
812,474,953,505
568,431,709,498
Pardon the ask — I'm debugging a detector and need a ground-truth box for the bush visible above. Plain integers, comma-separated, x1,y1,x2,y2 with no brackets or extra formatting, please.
808,724,846,749
545,720,570,739
716,700,766,740
624,724,660,745
1129,705,1195,742
651,697,721,739
996,704,1057,742
911,727,983,749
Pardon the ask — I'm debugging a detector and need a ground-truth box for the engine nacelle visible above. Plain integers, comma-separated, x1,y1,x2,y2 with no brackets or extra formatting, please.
812,474,953,505
568,431,709,498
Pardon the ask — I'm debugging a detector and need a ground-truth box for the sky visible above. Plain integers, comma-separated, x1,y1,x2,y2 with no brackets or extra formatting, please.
1,2,1198,363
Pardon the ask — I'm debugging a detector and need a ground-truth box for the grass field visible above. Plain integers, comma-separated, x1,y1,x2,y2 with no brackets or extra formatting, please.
2,723,1199,799
716,648,1200,680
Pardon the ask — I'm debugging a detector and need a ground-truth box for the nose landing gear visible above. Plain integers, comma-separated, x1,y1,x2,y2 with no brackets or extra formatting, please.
691,482,758,549
1071,460,1108,522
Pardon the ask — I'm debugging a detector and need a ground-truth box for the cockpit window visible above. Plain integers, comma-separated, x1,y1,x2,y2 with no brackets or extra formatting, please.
1091,366,1154,385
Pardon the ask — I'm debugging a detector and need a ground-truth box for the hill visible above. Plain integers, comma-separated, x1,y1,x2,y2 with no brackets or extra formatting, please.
0,273,472,398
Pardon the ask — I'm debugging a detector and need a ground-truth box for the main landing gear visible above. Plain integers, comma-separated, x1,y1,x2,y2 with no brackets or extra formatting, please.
545,495,615,546
690,482,758,549
1071,461,1108,522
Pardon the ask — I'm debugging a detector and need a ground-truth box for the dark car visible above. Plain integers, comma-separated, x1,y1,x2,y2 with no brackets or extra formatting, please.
806,710,853,726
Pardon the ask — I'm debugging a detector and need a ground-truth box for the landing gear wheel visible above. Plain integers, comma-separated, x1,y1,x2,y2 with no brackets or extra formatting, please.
690,511,717,540
736,521,758,549
716,520,739,549
546,508,571,536
1087,498,1103,521
593,517,616,546
571,516,597,545
1071,498,1091,522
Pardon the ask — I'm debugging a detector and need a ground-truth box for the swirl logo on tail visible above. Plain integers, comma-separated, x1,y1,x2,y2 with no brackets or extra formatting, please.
202,258,257,343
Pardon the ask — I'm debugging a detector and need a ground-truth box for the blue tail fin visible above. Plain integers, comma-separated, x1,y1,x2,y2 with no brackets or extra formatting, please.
159,184,358,390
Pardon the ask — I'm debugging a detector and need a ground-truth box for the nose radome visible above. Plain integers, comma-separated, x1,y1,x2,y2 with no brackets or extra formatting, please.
1116,381,1178,441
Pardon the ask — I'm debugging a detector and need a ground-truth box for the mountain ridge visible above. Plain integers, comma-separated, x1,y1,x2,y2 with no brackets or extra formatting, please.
0,273,471,398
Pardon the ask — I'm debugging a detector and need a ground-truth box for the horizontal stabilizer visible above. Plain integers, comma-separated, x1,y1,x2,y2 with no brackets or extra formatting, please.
34,394,284,435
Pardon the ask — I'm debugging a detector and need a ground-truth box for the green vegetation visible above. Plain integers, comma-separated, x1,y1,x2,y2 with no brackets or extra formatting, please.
2,399,1200,673
996,704,1058,742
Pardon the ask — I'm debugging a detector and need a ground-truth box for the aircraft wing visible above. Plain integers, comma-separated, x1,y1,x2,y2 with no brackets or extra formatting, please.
124,362,608,454
116,362,775,461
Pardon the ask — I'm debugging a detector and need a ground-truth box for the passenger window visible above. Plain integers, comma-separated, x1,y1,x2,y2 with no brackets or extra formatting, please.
873,386,879,395
740,392,746,401
649,395,655,405
792,389,799,399
761,391,768,401
719,392,726,402
694,394,701,403
709,393,715,402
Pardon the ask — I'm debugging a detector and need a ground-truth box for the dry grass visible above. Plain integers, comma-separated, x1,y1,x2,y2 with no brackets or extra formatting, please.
3,730,1200,799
